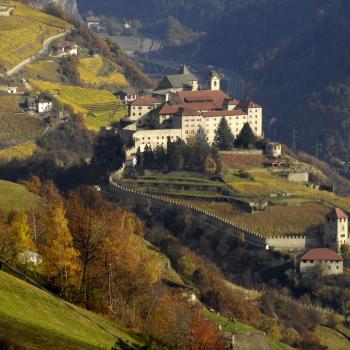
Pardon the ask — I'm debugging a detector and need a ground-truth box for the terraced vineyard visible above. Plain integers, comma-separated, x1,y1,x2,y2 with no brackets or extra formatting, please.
24,59,61,81
0,141,37,160
0,1,69,70
0,95,44,160
77,57,128,87
31,80,127,131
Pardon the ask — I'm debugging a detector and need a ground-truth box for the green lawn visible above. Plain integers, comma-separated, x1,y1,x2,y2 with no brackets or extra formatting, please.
202,308,253,333
0,180,42,212
0,271,145,350
202,308,295,350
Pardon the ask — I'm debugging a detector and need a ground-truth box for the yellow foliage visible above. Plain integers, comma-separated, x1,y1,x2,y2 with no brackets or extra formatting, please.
40,203,81,292
9,211,35,253
0,1,69,69
77,57,128,86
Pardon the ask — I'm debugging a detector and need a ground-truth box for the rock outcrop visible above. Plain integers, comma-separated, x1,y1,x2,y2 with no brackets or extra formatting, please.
28,0,81,19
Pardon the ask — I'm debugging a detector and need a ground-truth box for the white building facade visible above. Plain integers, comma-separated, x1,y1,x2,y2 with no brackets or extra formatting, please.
124,67,263,152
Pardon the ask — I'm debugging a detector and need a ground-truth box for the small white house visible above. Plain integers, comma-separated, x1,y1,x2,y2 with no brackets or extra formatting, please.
38,98,53,113
116,89,138,105
53,42,79,56
27,95,53,113
7,86,17,94
18,251,42,267
86,16,101,28
266,142,282,158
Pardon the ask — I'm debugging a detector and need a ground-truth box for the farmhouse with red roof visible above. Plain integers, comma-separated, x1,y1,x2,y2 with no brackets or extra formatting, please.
299,248,343,276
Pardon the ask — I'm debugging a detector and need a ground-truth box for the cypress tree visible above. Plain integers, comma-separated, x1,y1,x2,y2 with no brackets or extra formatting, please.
136,147,142,167
214,117,234,150
235,122,257,148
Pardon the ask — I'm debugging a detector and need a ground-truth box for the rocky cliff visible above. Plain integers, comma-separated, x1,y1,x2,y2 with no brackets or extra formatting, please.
28,0,81,19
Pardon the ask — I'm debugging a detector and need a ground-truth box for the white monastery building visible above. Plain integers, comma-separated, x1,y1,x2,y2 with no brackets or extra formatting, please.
121,65,263,151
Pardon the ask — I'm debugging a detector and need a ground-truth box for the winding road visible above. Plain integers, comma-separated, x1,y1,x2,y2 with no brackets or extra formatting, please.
6,29,71,77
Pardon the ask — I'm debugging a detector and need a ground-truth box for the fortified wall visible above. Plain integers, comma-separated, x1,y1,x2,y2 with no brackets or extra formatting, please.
108,168,323,252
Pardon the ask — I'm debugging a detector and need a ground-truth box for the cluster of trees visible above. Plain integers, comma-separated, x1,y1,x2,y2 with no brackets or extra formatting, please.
215,118,259,150
0,178,225,349
135,120,259,173
141,204,328,349
136,135,221,174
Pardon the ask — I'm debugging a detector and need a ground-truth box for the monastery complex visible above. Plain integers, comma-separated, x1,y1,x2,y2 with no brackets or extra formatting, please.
120,65,263,151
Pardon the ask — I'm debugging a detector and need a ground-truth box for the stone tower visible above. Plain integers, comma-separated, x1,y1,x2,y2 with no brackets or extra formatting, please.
209,71,221,91
324,208,350,251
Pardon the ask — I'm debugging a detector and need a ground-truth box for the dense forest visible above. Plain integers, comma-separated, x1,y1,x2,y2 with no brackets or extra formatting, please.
79,0,350,174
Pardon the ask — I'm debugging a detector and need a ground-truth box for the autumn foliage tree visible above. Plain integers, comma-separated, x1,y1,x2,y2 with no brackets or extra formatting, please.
40,203,80,297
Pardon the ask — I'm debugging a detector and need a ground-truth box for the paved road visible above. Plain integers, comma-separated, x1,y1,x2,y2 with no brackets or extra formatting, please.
6,30,70,77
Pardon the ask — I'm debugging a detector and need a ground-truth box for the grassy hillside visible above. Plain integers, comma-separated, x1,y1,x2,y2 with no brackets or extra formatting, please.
77,57,128,87
24,59,63,82
0,270,146,350
315,326,350,350
0,1,69,70
31,80,127,131
0,180,42,211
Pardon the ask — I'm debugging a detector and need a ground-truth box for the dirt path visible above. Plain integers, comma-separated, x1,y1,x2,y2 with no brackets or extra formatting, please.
6,30,70,77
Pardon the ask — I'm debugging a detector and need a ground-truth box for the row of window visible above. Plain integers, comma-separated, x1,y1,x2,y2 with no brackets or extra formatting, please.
183,115,260,122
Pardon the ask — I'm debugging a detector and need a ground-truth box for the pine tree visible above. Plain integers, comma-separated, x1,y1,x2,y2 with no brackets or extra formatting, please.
214,117,234,150
143,145,151,168
235,122,257,148
136,146,142,167
154,146,166,169
167,140,184,171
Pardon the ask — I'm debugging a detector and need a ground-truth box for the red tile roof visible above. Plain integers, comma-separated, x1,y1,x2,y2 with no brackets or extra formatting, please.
202,109,247,117
248,101,262,108
326,208,348,220
131,95,160,106
225,98,241,105
177,90,230,110
300,248,343,261
159,104,181,115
